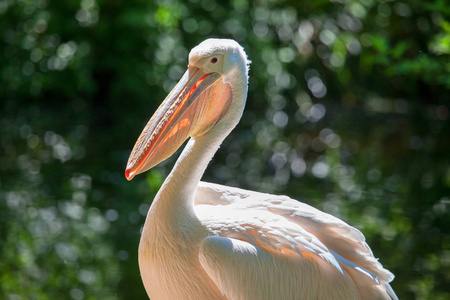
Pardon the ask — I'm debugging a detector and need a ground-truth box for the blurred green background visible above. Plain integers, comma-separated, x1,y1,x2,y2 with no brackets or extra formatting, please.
1,0,449,299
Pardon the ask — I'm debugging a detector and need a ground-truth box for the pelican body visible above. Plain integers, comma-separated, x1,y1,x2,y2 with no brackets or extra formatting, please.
125,39,397,300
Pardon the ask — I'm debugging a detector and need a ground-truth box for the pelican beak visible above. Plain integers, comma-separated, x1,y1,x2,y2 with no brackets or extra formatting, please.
125,66,232,181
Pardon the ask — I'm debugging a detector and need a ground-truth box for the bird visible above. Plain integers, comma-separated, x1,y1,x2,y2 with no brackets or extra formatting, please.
125,38,398,300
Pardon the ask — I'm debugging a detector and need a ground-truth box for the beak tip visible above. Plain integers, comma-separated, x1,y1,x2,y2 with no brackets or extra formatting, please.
125,167,134,181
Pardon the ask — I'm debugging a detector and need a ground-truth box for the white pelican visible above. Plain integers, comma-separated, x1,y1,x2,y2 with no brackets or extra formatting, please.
125,39,397,300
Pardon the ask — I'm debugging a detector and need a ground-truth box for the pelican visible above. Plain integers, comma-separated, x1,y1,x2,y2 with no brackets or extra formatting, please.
125,39,397,300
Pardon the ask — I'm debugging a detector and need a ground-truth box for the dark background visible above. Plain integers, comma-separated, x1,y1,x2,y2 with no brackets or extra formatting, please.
1,0,449,299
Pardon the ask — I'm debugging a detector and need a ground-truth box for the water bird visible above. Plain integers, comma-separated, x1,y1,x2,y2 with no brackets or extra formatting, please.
125,38,397,300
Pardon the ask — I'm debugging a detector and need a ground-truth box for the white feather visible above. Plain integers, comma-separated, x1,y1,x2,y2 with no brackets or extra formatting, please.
195,181,397,300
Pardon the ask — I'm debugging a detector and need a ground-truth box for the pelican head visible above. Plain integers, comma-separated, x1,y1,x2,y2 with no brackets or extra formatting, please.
125,39,249,180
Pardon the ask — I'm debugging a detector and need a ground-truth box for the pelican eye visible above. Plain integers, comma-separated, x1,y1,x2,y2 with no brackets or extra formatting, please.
210,57,218,64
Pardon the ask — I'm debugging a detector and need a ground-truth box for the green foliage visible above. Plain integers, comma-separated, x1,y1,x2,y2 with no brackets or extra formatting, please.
0,117,120,299
1,0,449,299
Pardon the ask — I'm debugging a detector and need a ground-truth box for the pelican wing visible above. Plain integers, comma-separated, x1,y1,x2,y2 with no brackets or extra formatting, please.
195,181,398,300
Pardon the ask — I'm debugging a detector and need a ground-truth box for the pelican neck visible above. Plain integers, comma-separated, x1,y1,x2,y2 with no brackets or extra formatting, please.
149,129,227,220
